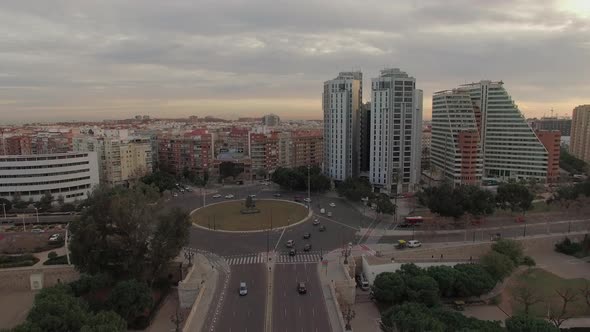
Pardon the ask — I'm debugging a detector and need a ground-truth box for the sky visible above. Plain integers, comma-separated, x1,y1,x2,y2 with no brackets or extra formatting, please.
0,0,589,123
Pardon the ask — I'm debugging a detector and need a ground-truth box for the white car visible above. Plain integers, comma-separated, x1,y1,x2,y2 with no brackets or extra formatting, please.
329,203,336,207
407,240,422,248
225,194,235,199
304,198,311,203
173,193,178,197
48,233,62,242
31,228,45,233
212,194,222,198
249,194,256,198
239,282,248,296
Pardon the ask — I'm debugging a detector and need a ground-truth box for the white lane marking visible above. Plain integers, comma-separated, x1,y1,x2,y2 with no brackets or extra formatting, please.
274,227,287,252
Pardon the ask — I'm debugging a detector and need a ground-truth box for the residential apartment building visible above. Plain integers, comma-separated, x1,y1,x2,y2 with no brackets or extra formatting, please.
323,71,362,182
73,136,153,186
432,81,548,184
370,68,423,194
277,132,293,168
0,135,32,156
291,130,323,168
570,105,590,163
0,152,99,203
530,116,572,136
249,132,279,176
421,126,432,171
359,102,371,173
157,130,213,176
535,130,560,183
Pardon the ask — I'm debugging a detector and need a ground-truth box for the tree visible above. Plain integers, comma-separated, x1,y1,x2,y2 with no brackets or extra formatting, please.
505,314,558,332
492,239,524,265
513,283,544,315
418,183,465,220
581,280,590,308
57,195,65,206
480,251,515,281
374,194,396,215
219,161,243,179
548,288,577,328
453,264,496,297
406,275,440,307
255,168,268,180
141,171,177,193
80,311,127,332
459,185,496,219
496,183,534,215
0,198,12,212
380,303,444,332
560,148,588,174
372,272,407,305
69,184,188,281
107,280,153,323
12,192,28,209
337,177,373,202
25,284,90,332
271,166,330,192
426,265,459,297
37,191,54,211
148,208,190,284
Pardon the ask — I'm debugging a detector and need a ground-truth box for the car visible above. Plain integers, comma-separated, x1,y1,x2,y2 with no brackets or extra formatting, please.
225,194,234,199
297,282,307,294
249,194,256,198
173,193,178,197
327,212,332,217
48,233,62,242
239,282,248,296
355,274,370,291
289,248,297,256
273,193,281,197
303,233,311,239
304,244,312,252
320,208,325,214
319,225,326,232
313,219,320,226
180,189,185,193
184,186,190,190
187,188,193,192
31,228,45,233
407,240,422,248
212,194,222,198
329,202,336,207
304,198,311,203
262,182,270,186
286,240,294,248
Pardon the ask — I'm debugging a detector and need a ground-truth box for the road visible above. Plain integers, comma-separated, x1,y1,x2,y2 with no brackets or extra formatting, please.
272,263,330,332
215,264,267,332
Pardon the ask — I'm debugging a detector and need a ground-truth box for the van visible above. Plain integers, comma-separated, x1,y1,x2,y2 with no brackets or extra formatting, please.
407,240,422,248
239,282,248,296
327,212,332,217
320,208,325,214
356,274,370,291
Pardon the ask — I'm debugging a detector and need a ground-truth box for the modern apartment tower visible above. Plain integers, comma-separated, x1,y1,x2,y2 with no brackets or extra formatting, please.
359,102,371,173
432,81,549,184
570,105,590,163
369,68,423,195
323,71,362,182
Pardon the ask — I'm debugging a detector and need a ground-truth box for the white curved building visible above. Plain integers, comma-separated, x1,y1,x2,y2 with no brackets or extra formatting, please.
0,152,99,203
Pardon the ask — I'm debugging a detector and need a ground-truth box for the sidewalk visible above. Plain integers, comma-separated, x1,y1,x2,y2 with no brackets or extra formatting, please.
318,250,348,332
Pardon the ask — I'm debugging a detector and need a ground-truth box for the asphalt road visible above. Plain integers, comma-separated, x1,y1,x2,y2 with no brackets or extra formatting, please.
216,264,267,332
272,263,330,332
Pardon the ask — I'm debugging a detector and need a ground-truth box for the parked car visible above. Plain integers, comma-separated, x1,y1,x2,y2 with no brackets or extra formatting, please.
48,233,62,243
355,274,370,291
225,194,235,199
239,282,248,296
286,240,294,248
212,194,222,198
289,248,297,256
313,219,320,226
407,240,422,248
329,202,336,207
319,225,326,232
303,233,311,239
297,282,307,294
304,244,312,252
31,228,45,233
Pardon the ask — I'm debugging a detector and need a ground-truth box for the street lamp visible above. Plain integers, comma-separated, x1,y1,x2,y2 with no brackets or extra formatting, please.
307,165,311,211
1,202,6,220
33,207,40,224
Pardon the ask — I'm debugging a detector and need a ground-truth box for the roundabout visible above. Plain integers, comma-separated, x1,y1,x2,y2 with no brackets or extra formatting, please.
191,199,309,232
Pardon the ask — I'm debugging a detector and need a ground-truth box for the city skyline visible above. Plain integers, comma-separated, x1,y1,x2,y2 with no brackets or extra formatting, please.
1,0,589,123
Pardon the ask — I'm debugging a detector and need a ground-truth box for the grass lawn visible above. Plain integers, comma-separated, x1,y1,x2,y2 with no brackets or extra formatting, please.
192,199,308,231
509,268,590,318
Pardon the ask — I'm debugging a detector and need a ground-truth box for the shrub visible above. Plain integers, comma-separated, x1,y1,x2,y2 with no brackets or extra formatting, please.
44,255,69,265
521,256,536,267
492,239,523,265
48,251,58,259
555,237,583,255
480,251,515,281
0,254,40,268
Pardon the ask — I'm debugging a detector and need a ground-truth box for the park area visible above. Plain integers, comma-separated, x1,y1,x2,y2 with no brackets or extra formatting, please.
192,199,309,231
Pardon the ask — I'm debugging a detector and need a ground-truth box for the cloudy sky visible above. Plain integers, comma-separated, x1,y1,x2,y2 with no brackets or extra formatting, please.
0,0,589,123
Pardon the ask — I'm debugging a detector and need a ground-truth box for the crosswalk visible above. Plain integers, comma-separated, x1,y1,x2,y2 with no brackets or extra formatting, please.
275,251,322,264
224,253,267,265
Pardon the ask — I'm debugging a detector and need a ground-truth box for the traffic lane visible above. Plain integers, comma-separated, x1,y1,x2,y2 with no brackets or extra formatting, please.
311,196,373,230
189,227,279,256
216,264,267,332
273,263,331,332
276,217,357,254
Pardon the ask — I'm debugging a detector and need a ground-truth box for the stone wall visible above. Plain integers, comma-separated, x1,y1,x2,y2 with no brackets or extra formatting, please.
0,265,79,291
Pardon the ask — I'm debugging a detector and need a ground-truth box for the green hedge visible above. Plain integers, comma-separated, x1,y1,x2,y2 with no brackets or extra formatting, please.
0,254,40,268
43,255,69,265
